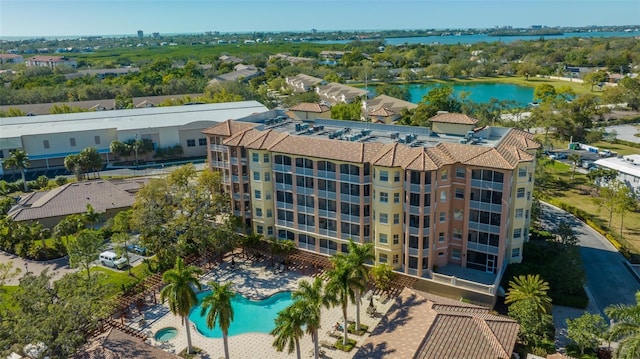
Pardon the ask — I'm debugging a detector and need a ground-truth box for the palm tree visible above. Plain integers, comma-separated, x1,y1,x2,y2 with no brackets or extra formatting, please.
4,149,30,192
200,281,234,359
292,277,328,359
160,257,203,355
325,255,364,346
271,303,305,359
605,291,640,359
344,239,374,332
84,204,101,230
505,274,552,314
569,153,581,180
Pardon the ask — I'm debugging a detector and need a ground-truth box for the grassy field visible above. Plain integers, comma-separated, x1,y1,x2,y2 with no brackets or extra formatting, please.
90,260,155,296
539,160,640,255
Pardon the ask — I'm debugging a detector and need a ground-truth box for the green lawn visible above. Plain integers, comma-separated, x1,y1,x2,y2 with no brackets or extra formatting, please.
90,260,155,296
539,161,640,255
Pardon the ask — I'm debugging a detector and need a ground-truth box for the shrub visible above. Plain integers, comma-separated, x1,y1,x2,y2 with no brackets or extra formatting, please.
55,176,68,186
335,338,357,352
347,323,368,335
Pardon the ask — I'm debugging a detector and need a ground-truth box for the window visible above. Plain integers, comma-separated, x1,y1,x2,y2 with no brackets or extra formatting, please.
379,233,388,244
267,209,273,218
264,172,271,182
454,188,464,199
527,191,531,200
256,225,263,234
379,192,388,203
512,248,520,258
517,187,525,198
514,228,522,239
439,212,446,223
452,248,461,260
438,232,445,242
255,208,263,217
263,153,270,163
198,138,207,146
254,190,261,199
515,208,524,218
394,172,400,182
94,136,101,145
438,252,445,257
379,213,388,224
393,213,400,224
186,139,195,147
252,153,259,162
440,191,447,202
393,234,399,245
267,227,273,236
393,254,399,264
266,192,272,200
518,168,527,177
379,254,387,263
441,169,448,181
394,193,400,204
456,166,465,178
453,228,462,240
43,140,50,149
379,170,388,182
454,209,463,221
70,137,77,147
253,171,260,181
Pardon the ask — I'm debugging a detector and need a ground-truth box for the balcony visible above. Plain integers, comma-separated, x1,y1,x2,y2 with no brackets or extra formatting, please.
210,160,228,168
317,190,336,200
297,205,314,214
318,228,337,237
470,179,503,191
339,173,361,183
467,221,501,234
317,170,336,179
295,167,314,176
469,200,502,213
467,242,500,255
274,164,292,173
275,182,293,191
406,183,430,193
209,144,228,152
296,186,314,195
276,201,294,210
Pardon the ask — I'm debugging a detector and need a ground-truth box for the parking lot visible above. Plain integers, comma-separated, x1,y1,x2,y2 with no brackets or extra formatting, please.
546,148,606,170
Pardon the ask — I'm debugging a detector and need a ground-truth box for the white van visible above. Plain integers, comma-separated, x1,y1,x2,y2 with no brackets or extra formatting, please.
99,251,128,269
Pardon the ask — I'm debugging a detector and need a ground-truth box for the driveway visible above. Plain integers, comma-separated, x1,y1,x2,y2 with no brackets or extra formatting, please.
0,251,75,285
605,124,640,144
541,202,640,314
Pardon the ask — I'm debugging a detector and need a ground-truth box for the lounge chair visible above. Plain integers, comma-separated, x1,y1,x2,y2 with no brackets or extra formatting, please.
320,340,336,350
326,329,341,339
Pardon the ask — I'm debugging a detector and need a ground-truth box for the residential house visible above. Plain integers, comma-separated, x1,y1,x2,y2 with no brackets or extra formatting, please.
25,55,77,68
315,82,371,104
0,54,24,64
64,67,140,80
269,53,315,64
207,66,264,85
285,74,325,92
219,55,244,64
7,179,145,228
364,94,418,124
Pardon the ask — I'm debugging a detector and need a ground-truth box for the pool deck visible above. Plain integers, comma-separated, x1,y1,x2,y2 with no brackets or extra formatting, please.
135,255,396,358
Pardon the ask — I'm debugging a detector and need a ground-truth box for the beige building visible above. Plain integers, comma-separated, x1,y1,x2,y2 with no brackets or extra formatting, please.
430,112,479,136
364,94,418,124
0,101,268,175
288,103,332,121
203,109,539,300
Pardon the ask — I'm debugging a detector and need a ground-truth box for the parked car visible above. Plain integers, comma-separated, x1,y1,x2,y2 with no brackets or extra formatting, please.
126,244,147,256
99,251,128,269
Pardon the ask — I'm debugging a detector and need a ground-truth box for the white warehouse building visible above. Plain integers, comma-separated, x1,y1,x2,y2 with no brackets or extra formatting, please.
0,101,268,175
595,154,640,198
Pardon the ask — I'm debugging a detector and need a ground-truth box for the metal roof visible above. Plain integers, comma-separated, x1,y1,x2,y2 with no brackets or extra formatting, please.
595,157,640,177
0,101,268,138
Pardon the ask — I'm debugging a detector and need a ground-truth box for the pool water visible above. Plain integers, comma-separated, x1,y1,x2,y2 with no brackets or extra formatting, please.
189,291,293,338
155,327,178,341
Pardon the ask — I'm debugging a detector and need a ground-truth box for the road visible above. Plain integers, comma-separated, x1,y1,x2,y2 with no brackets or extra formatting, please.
541,202,640,315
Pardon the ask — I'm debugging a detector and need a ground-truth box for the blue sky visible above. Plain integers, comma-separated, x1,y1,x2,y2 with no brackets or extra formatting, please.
1,0,639,37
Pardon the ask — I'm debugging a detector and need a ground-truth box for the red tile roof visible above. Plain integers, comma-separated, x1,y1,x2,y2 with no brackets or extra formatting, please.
289,102,331,113
429,113,479,125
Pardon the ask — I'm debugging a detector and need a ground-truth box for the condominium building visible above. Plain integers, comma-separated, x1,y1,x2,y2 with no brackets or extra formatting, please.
203,110,539,290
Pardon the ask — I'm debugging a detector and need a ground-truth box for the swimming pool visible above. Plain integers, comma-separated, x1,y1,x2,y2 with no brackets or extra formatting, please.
189,291,293,338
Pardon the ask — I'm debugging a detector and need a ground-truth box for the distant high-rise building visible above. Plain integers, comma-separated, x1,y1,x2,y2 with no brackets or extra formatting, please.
152,32,160,38
137,30,143,39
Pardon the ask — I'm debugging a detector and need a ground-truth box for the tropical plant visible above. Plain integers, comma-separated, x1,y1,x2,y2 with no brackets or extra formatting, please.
3,149,30,192
200,281,235,359
325,255,364,346
292,277,328,359
344,239,374,332
566,313,607,355
605,291,640,359
505,274,552,314
271,303,305,359
67,229,105,281
371,263,395,293
160,257,203,355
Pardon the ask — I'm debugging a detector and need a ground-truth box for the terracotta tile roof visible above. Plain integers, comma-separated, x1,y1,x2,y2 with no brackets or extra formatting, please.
366,94,417,115
7,180,138,223
372,143,414,167
201,119,257,136
243,129,289,150
289,102,330,113
269,136,385,163
429,113,479,125
0,54,21,59
402,148,440,171
498,128,541,150
223,127,262,147
27,55,69,62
